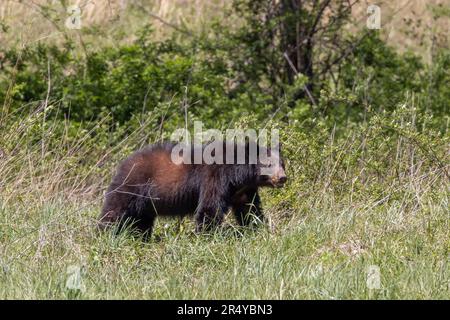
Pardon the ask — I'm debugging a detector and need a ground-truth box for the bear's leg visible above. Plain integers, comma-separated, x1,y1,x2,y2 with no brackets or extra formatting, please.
195,188,228,232
98,189,132,230
121,192,157,240
232,189,264,227
195,185,228,232
195,205,227,232
99,185,157,240
133,214,156,241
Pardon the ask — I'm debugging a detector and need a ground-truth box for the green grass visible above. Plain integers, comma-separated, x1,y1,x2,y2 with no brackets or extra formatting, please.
0,185,447,299
0,102,448,299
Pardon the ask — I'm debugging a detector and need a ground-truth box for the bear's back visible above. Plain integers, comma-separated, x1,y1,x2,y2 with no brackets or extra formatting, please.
107,143,200,216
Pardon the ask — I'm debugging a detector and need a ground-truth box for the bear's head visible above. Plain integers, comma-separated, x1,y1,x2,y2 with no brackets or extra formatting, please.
255,145,287,188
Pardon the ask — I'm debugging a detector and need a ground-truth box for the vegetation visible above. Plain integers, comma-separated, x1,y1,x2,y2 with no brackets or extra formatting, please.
0,0,448,299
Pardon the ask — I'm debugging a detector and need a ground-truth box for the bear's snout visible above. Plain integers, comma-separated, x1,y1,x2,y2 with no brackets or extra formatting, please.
278,175,287,184
271,166,287,187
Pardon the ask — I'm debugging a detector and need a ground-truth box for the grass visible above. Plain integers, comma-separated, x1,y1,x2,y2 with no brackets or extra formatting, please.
0,185,447,299
0,105,448,299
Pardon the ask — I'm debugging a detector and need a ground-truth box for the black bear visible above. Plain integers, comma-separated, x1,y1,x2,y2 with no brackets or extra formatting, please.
98,141,287,237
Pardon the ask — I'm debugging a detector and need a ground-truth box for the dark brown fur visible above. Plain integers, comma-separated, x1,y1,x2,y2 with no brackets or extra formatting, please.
98,142,286,238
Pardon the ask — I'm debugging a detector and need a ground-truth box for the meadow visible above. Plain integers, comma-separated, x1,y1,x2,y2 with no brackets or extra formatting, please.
0,0,448,299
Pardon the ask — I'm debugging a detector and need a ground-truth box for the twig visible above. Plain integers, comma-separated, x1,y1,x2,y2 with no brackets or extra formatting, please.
133,3,194,37
283,52,317,106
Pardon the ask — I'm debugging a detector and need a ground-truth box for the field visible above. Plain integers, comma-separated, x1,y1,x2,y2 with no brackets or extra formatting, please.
0,0,449,299
0,192,448,299
1,107,448,299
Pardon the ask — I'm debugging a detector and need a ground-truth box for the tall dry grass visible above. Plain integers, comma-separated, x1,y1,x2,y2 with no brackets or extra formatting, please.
0,0,231,49
1,0,448,57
